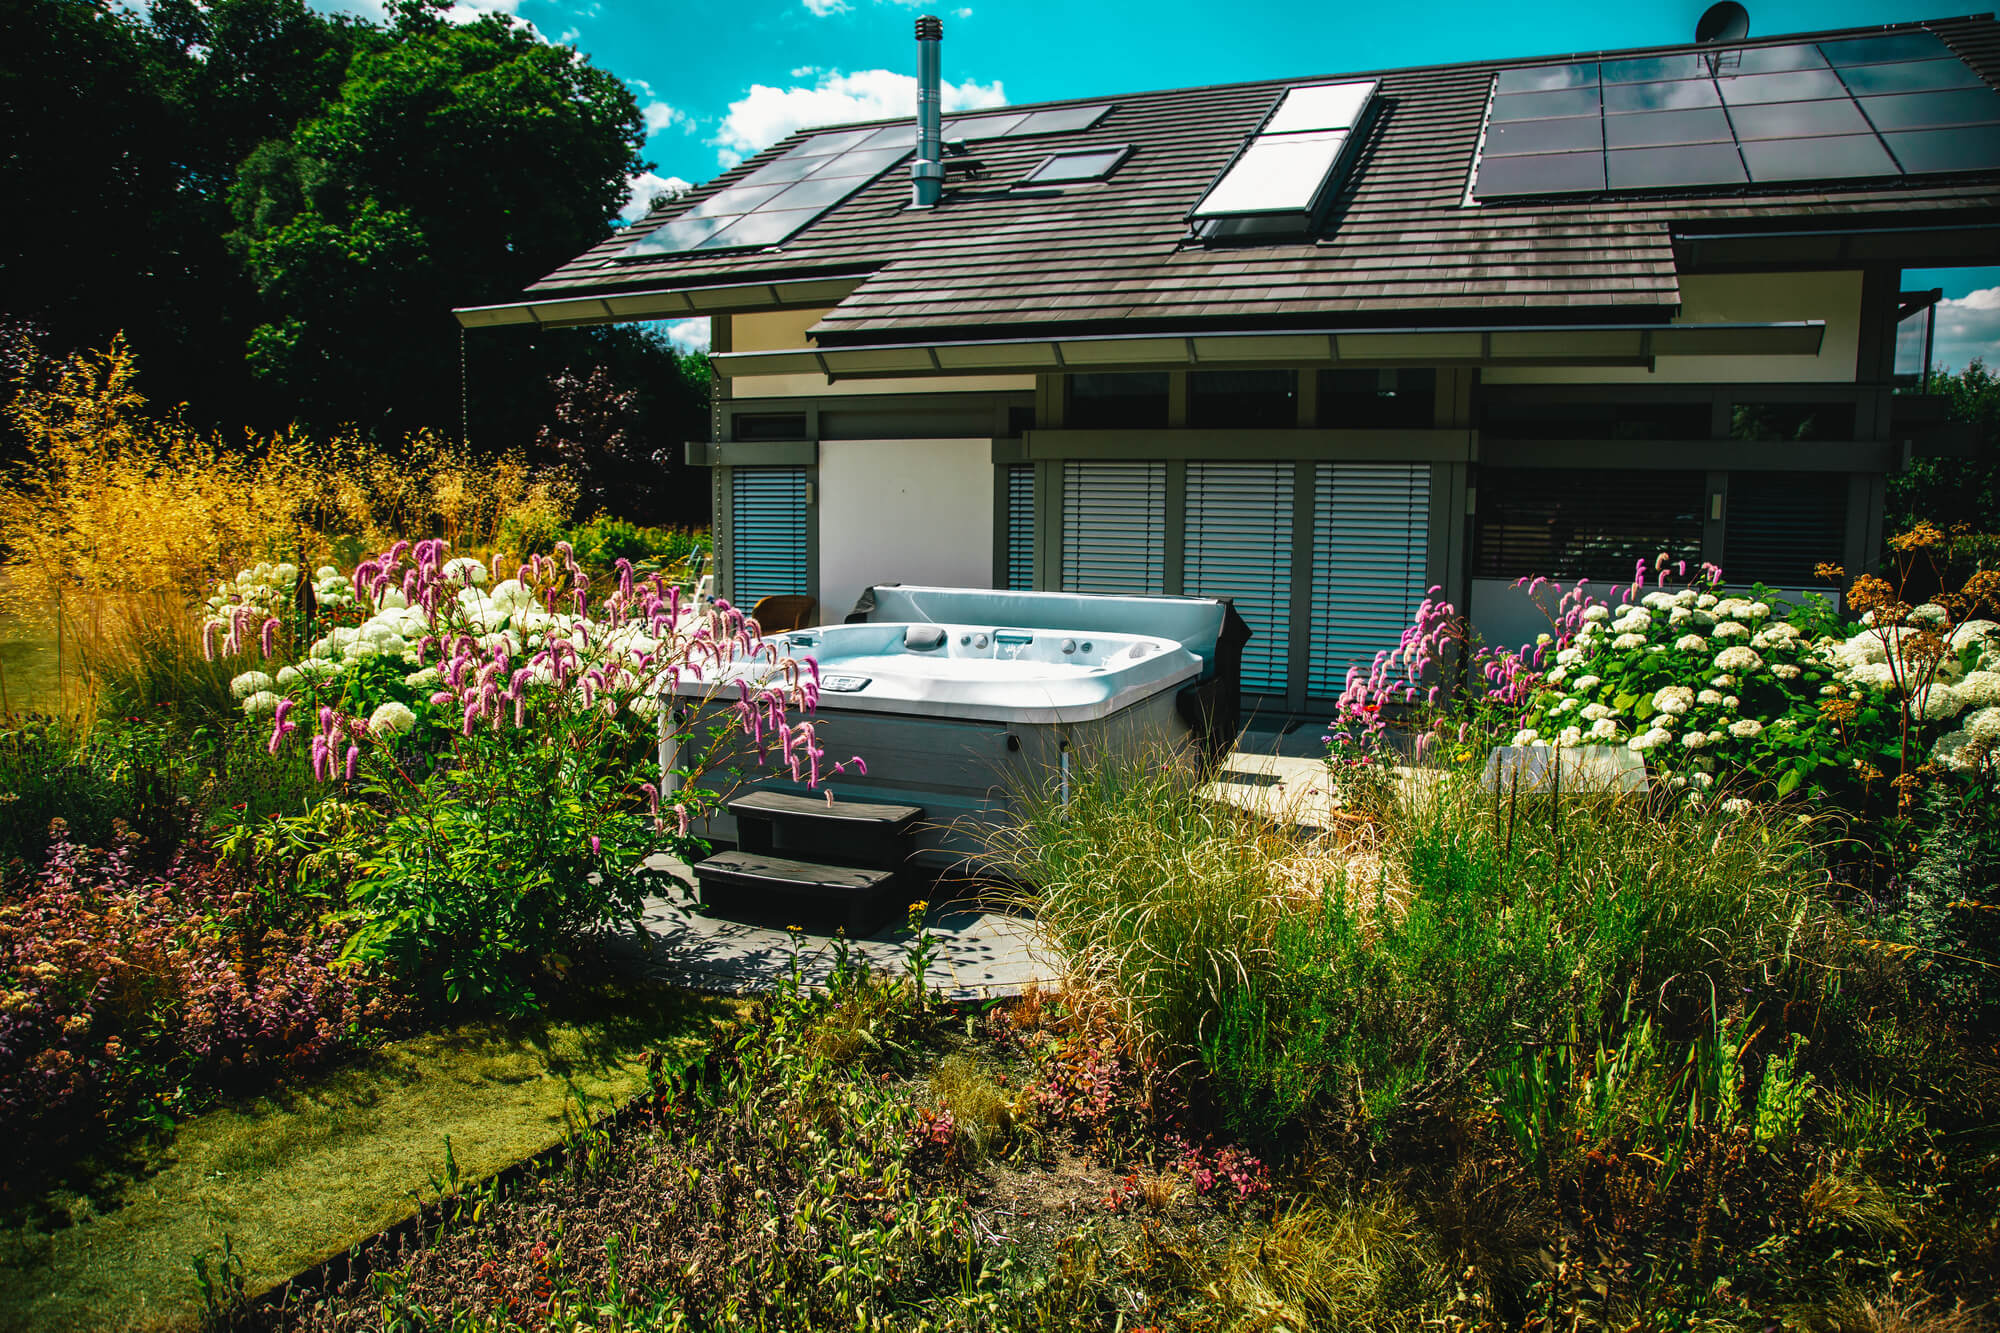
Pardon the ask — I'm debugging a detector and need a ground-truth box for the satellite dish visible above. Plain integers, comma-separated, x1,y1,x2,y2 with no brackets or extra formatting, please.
1696,1,1750,44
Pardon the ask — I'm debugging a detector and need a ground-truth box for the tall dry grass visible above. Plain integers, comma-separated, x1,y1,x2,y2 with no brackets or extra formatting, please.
0,338,576,709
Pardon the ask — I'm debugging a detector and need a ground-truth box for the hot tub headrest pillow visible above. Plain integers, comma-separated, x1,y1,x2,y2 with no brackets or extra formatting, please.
850,585,1230,680
903,625,949,652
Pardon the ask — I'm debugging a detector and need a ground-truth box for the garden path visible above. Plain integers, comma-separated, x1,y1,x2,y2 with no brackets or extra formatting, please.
614,853,1056,999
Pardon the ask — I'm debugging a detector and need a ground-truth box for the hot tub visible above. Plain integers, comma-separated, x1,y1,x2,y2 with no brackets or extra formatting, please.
664,586,1248,865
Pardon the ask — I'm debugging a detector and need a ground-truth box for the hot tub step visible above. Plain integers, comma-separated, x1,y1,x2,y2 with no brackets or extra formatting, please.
693,850,901,938
729,790,923,865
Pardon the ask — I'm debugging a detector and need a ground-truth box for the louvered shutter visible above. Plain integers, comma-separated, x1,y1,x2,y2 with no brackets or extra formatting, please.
1184,462,1294,694
1725,472,1845,587
1309,464,1430,696
1473,468,1703,582
1061,461,1165,594
729,466,809,606
1005,464,1035,591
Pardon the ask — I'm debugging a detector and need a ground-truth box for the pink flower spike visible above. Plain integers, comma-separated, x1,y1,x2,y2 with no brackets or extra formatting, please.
344,745,359,782
590,835,601,856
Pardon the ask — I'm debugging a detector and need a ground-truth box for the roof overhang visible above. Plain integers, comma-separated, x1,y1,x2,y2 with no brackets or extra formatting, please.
711,321,1827,379
452,273,868,329
1672,221,2000,272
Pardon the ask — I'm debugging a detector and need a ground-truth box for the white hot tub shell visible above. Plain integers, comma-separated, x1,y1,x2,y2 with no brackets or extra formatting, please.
664,585,1249,865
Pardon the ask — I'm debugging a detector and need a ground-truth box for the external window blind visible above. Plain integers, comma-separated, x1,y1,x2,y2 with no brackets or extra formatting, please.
1061,461,1165,594
729,466,809,607
1184,462,1294,694
1725,471,1846,587
1310,463,1430,696
1473,467,1703,582
1005,464,1035,591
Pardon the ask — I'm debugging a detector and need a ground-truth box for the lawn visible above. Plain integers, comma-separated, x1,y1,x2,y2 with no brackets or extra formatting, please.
0,980,733,1333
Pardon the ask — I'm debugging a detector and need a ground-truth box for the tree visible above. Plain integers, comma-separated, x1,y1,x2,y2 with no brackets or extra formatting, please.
1889,358,2000,535
533,329,712,524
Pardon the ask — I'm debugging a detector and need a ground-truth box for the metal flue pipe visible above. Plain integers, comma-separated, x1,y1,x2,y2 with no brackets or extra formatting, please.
911,14,944,208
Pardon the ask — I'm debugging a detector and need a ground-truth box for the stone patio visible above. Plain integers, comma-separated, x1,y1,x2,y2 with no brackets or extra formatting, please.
608,853,1058,1000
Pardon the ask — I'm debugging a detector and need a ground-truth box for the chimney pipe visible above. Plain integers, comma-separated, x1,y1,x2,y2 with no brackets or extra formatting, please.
911,15,944,208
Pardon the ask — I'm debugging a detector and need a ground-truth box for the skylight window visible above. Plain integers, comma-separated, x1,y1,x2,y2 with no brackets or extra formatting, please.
1021,145,1131,185
1189,80,1378,242
1471,30,2000,201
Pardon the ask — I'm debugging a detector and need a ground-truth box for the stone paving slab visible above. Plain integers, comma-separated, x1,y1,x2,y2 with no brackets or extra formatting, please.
606,853,1058,1000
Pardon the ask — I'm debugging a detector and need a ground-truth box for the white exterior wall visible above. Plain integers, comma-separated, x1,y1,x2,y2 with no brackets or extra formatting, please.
817,439,995,621
1484,271,1864,385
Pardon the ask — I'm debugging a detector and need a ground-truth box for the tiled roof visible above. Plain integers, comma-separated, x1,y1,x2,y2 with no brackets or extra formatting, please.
525,14,2000,341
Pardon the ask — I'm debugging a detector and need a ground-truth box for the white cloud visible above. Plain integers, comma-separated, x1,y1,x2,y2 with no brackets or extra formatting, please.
802,0,849,13
713,68,1006,167
953,6,973,15
662,318,711,354
642,100,692,135
1931,286,2000,372
790,65,821,78
620,171,692,224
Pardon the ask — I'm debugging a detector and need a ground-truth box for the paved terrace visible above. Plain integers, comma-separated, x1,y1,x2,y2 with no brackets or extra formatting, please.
607,725,1356,998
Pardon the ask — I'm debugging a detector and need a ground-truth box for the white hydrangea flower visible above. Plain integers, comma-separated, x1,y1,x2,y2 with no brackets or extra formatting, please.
1723,696,1740,711
368,701,418,736
1966,706,2000,745
1712,674,1736,688
1573,674,1602,693
404,667,442,690
1820,683,1843,697
1845,662,1897,691
241,690,281,719
1551,696,1580,714
1714,646,1763,673
1948,620,1997,654
1952,670,2000,707
1692,770,1715,788
275,665,300,687
1914,683,1965,722
1511,728,1540,747
1555,647,1584,666
1581,702,1614,722
1728,718,1764,739
1628,729,1671,752
1669,606,1693,626
230,670,275,699
1613,633,1647,650
442,556,490,587
1772,664,1801,680
1713,621,1751,641
1545,666,1569,685
1588,718,1621,740
1909,602,1949,627
1652,685,1695,715
1556,725,1583,748
1712,598,1754,620
1613,609,1652,633
1721,797,1753,816
1674,590,1699,608
1698,688,1726,705
1749,602,1770,620
1641,591,1678,611
1681,730,1710,750
1581,606,1611,623
1675,634,1707,652
274,562,300,586
376,585,409,611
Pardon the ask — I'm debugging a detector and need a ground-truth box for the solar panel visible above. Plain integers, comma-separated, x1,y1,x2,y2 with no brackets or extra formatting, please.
1473,29,2000,200
618,102,1117,259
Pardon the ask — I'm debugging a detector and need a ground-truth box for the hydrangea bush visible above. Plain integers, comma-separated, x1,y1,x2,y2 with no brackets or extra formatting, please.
202,538,850,1009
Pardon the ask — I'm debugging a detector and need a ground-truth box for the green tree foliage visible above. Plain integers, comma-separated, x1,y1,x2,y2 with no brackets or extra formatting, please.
1889,358,2000,534
1,0,710,523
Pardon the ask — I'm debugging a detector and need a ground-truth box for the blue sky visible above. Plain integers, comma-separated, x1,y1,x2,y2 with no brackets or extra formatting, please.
317,0,2000,366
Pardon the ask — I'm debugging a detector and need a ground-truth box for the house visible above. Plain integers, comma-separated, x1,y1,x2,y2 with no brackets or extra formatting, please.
457,11,2000,721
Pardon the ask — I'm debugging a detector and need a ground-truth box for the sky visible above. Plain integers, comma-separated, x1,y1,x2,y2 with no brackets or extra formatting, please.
313,0,2000,367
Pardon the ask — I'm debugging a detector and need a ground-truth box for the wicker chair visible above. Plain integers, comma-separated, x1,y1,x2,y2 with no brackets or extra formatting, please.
749,594,818,634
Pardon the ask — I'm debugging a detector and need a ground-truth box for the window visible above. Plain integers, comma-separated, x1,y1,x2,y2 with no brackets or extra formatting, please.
1184,463,1295,693
732,412,807,441
1728,402,1858,441
1061,461,1165,594
1473,467,1703,581
1188,370,1296,428
730,467,810,605
1067,372,1168,429
1724,472,1846,586
1310,464,1430,694
1021,145,1130,185
1190,80,1378,241
1004,464,1035,590
1479,397,1711,440
1318,369,1436,428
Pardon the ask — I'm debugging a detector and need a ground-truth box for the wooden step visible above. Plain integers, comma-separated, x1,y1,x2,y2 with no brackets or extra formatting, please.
692,850,901,938
728,790,923,832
